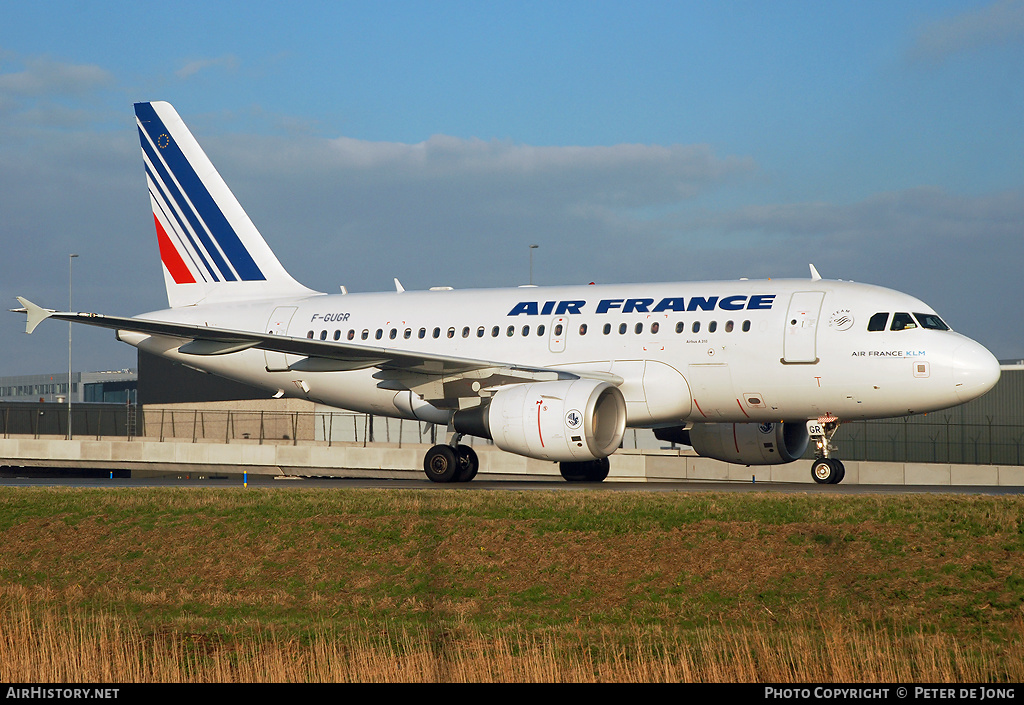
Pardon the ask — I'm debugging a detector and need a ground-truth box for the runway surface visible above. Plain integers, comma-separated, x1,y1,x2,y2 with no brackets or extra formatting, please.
1,467,1021,494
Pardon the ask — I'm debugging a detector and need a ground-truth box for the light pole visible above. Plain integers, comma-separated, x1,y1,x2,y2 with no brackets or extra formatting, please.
68,253,78,440
529,244,538,285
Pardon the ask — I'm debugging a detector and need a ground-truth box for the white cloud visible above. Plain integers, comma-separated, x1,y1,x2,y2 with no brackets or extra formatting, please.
175,54,240,79
908,0,1024,63
0,55,113,99
216,132,757,210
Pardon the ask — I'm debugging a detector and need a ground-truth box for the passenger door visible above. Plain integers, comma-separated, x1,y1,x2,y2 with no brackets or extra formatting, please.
783,292,824,364
265,306,298,371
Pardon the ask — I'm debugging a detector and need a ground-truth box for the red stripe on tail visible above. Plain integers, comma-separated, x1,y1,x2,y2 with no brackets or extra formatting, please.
154,214,196,284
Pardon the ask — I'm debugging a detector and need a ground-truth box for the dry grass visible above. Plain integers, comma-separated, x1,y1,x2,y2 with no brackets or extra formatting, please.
3,590,1022,682
1,487,1023,682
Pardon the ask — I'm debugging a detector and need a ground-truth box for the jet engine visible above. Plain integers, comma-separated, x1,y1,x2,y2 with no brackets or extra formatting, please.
655,421,809,465
453,379,627,462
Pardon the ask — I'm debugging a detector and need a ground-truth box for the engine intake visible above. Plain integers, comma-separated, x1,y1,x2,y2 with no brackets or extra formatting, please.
453,379,627,462
655,421,809,465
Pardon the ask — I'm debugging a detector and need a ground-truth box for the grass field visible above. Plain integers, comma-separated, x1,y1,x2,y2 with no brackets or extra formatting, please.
1,486,1022,682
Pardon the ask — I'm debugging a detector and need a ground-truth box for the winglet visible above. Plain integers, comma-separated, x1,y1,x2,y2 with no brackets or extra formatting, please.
809,264,822,281
14,297,56,334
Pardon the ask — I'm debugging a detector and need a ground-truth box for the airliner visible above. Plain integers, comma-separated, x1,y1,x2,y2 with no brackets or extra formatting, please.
15,101,1002,484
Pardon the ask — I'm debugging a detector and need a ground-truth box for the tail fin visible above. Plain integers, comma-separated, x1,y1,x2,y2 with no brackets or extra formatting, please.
135,101,318,307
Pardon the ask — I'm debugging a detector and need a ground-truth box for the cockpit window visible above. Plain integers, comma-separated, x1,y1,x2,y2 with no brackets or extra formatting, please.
867,312,888,332
914,313,950,331
890,312,917,331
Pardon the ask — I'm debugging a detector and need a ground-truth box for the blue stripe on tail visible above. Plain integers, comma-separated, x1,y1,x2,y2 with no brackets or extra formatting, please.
135,102,265,282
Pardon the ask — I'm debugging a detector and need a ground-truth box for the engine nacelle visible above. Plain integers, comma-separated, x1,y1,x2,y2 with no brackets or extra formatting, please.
655,421,809,465
453,379,627,462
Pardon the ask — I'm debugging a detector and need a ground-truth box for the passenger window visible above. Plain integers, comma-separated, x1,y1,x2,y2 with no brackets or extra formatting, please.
432,328,440,339
692,321,700,333
404,328,412,339
348,330,355,341
307,331,314,339
651,322,659,334
507,326,515,337
333,330,341,341
418,328,426,339
554,324,563,336
477,327,485,338
522,325,530,336
448,327,456,339
725,321,734,333
890,313,916,331
537,325,545,336
635,322,643,334
361,330,369,340
603,323,611,335
579,324,588,335
675,322,685,334
491,326,499,337
742,320,751,332
618,323,627,335
462,327,470,338
867,312,888,332
375,329,383,340
708,321,717,333
390,329,398,340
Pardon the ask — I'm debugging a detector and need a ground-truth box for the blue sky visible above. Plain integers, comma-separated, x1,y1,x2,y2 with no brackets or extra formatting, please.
1,0,1022,376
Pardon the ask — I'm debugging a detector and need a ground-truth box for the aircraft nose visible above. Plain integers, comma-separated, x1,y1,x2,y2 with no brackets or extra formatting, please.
953,339,1001,403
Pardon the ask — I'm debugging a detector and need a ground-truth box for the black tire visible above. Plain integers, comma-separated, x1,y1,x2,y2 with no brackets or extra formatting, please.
424,445,458,483
454,445,479,482
811,457,841,484
559,461,590,482
587,457,610,482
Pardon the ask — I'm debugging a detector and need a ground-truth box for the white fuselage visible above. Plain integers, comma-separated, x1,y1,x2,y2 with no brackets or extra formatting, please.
120,277,1000,429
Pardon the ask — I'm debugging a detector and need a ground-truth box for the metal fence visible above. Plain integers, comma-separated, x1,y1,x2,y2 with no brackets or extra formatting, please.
142,408,444,447
3,402,1022,465
820,415,1024,466
0,402,134,439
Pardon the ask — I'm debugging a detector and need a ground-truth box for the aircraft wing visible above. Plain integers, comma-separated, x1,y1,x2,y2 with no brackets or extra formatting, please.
14,298,620,407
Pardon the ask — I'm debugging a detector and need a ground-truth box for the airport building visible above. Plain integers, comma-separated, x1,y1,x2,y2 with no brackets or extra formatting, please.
0,369,137,404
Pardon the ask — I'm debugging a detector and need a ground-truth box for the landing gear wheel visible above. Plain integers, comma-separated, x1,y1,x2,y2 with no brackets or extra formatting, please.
811,457,843,485
560,461,589,482
559,458,610,483
588,457,610,482
454,445,479,482
424,444,458,483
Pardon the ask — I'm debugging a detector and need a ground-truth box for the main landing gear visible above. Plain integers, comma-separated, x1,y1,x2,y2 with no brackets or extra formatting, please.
423,434,479,483
809,415,845,484
422,433,612,484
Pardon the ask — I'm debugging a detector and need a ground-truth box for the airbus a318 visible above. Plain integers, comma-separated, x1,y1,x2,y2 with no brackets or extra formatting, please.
15,102,1002,484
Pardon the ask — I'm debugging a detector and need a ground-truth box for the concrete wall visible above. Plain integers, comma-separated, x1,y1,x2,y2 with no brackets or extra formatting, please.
1,436,1022,485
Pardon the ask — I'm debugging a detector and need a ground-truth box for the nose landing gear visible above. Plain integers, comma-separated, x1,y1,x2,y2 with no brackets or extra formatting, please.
809,415,845,484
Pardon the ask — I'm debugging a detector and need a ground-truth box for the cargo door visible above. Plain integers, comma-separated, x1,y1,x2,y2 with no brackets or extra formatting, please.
686,363,734,419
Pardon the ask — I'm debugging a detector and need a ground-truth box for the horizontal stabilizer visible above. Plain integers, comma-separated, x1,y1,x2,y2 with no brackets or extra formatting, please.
14,297,56,334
